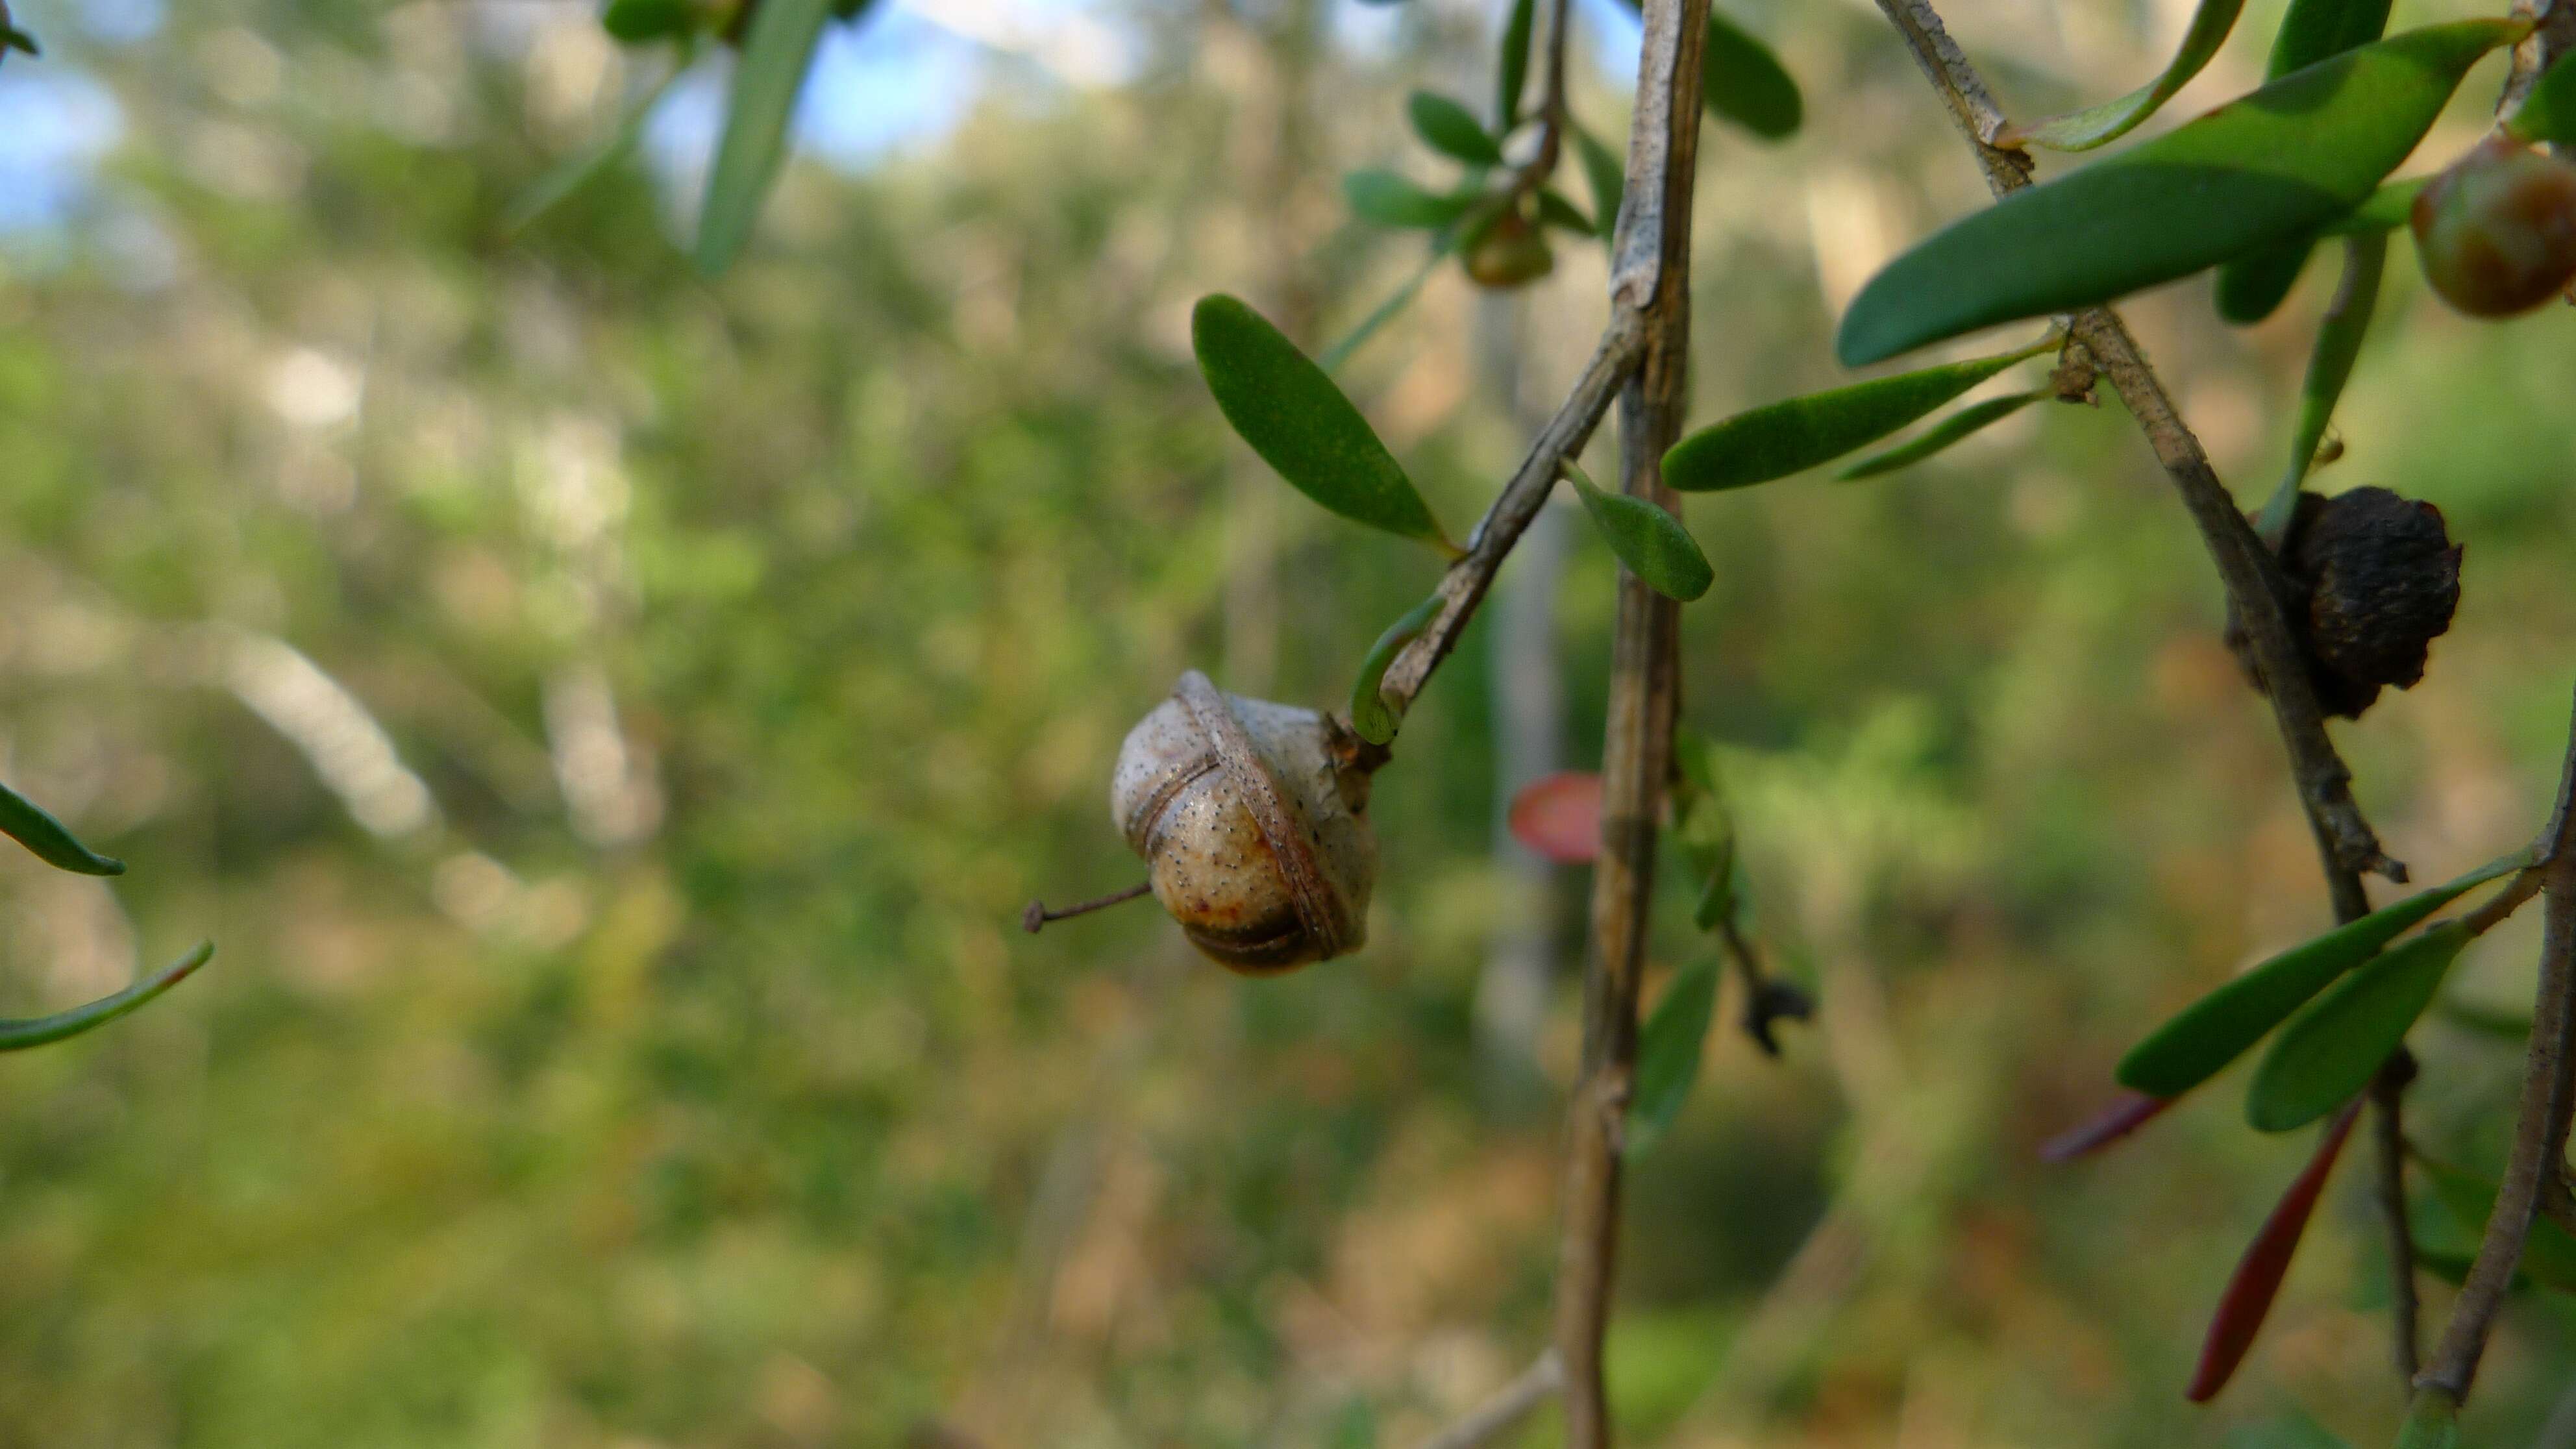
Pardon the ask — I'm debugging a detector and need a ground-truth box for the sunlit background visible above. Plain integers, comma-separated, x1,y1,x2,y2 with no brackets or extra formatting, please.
3,0,2576,1443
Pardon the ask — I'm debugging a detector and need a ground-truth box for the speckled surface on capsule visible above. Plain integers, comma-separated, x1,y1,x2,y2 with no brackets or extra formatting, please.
1109,687,1376,972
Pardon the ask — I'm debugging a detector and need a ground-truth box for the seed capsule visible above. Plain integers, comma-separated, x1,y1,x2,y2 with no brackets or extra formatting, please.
1464,212,1555,290
2411,138,2576,317
1109,671,1377,972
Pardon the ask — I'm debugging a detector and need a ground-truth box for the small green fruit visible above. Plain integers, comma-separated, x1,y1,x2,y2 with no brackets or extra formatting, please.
2410,138,2576,317
1464,212,1554,290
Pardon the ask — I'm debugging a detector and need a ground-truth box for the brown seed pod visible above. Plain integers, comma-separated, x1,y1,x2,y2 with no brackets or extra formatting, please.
1464,212,1555,290
2225,488,2462,719
1109,671,1378,973
2410,137,2576,317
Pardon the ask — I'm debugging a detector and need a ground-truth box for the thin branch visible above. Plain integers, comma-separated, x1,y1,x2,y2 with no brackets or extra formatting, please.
2370,1055,2423,1382
1411,1352,1565,1449
2414,687,2576,1402
1551,0,1708,1437
2501,0,2576,125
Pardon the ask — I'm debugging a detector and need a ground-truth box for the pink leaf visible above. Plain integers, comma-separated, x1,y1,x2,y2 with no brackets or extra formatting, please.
1509,771,1604,864
2186,1099,2365,1402
2040,1091,2174,1163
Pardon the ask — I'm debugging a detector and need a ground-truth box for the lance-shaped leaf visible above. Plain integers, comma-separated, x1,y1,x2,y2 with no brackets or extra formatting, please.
508,62,691,232
1666,334,2053,491
1611,0,1800,138
1509,771,1602,863
604,0,697,43
694,0,835,275
2117,850,2531,1099
1627,959,1719,1156
1408,91,1505,167
1344,169,1485,229
2316,175,2425,236
2433,996,2532,1041
2003,0,2246,152
1565,461,1713,601
1839,19,2524,366
1837,389,2047,480
2245,921,2470,1132
1535,190,1594,236
0,943,211,1051
2038,1091,2175,1162
2186,1099,2363,1402
1574,123,1626,240
0,9,34,59
1349,593,1443,745
1496,0,1537,130
2507,49,2576,145
1193,294,1448,545
2214,0,2397,321
2259,234,2386,538
1,778,126,875
2418,1155,2576,1293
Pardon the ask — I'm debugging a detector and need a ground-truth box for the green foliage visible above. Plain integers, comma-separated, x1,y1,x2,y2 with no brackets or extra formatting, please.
0,778,127,876
507,63,691,232
1573,122,1626,238
1701,7,1802,139
2265,234,2386,528
1626,960,1718,1156
2317,176,2425,235
1665,335,2051,491
695,0,838,275
0,945,212,1052
0,21,33,57
1535,188,1594,235
2394,1393,2460,1449
1564,462,1713,601
1192,295,1448,545
2116,852,2529,1098
1343,169,1483,228
2214,0,2396,321
1836,390,2046,480
1407,91,1505,167
1349,593,1443,745
1496,0,1537,128
1838,19,2520,364
2004,0,2244,152
2244,921,2467,1132
2418,1156,2576,1293
2507,51,2576,145
602,0,697,44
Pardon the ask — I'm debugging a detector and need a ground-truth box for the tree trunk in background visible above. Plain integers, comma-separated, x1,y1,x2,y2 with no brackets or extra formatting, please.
1476,291,1568,1108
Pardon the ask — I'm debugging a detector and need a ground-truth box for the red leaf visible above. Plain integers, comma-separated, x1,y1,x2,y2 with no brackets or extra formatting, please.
2040,1091,2174,1163
1509,771,1604,864
2186,1099,2365,1402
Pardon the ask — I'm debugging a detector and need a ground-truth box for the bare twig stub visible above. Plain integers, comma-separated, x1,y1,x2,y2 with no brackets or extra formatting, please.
1550,0,1709,1440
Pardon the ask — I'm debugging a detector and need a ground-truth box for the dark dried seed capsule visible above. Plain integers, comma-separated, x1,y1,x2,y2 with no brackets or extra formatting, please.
2224,488,2460,720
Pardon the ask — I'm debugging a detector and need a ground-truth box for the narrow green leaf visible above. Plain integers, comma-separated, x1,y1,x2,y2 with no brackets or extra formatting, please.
1610,0,1800,139
1193,295,1446,544
0,943,210,1051
2393,1394,2458,1449
1665,334,2052,491
1407,91,1505,167
2259,233,2384,536
1835,389,2047,480
2004,0,2246,152
1565,461,1713,601
2317,176,2427,236
2433,996,2533,1041
0,779,125,876
507,62,690,234
2116,849,2533,1099
1349,592,1443,746
693,0,834,276
1627,959,1719,1156
1837,19,2523,365
2223,1411,2354,1449
1496,0,1538,131
1702,8,1802,139
1319,193,1512,371
1,23,35,57
1572,122,1626,240
2267,0,2396,77
2507,50,2576,144
2246,922,2470,1132
1343,169,1483,229
2418,1155,2576,1293
1535,189,1594,236
603,0,696,43
2213,0,2396,323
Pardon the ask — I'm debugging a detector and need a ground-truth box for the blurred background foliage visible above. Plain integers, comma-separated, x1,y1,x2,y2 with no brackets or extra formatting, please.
2,0,2575,1443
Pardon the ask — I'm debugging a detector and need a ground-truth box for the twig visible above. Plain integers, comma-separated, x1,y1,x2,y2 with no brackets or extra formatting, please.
2501,0,2576,125
1861,0,2429,1379
2369,1055,2422,1381
2412,688,2576,1404
1412,1352,1565,1449
1550,0,1707,1439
